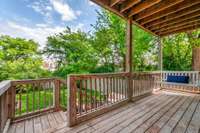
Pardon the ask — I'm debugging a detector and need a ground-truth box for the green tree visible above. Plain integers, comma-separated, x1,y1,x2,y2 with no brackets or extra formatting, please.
43,28,98,77
163,30,200,71
92,10,156,72
0,35,49,81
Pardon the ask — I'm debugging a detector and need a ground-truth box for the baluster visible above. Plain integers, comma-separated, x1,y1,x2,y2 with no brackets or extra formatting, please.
85,79,88,113
106,77,109,105
103,77,105,105
89,77,93,111
32,83,35,112
79,80,83,114
94,78,97,108
26,84,29,113
99,77,102,105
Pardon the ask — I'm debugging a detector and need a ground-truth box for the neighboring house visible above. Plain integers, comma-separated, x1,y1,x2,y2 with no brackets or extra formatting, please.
43,59,57,71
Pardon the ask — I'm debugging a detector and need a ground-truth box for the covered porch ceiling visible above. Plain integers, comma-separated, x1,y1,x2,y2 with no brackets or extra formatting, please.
90,0,200,37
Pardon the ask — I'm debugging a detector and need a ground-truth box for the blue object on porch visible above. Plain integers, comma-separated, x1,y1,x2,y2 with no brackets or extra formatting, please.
167,75,189,83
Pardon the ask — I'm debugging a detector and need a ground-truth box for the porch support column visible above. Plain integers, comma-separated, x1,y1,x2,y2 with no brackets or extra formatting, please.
126,19,133,102
158,37,163,89
158,37,163,72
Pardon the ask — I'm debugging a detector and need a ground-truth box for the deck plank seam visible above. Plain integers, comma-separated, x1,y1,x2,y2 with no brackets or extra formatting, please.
76,94,163,132
159,95,194,133
101,95,174,133
184,97,200,133
133,95,183,133
171,96,196,133
145,95,188,133
116,95,175,132
128,96,182,133
89,95,169,132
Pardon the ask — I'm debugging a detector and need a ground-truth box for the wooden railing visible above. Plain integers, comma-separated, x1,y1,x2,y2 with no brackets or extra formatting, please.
67,72,159,126
0,81,12,133
131,72,161,97
0,78,67,132
161,71,200,93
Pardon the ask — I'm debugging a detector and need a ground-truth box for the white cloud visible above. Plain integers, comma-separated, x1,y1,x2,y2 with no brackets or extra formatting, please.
0,21,65,48
76,10,82,16
50,0,79,21
71,23,85,31
0,20,86,48
88,0,96,6
27,1,53,23
28,0,81,22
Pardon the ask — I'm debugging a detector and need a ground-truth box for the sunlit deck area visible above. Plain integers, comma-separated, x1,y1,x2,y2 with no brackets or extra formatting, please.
1,0,200,133
8,90,200,133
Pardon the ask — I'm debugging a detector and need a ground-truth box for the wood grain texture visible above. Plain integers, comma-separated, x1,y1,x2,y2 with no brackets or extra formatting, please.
7,91,200,133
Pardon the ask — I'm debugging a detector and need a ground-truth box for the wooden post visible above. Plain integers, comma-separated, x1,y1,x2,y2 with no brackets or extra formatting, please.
67,76,77,127
192,47,200,71
158,37,163,72
126,19,133,102
158,37,163,88
54,79,60,111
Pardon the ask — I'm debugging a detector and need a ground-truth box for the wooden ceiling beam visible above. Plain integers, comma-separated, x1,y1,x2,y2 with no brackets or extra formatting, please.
155,20,200,34
110,0,121,7
160,24,200,37
151,16,200,31
155,19,200,33
146,8,200,29
90,0,126,19
120,0,141,13
159,23,200,35
139,0,200,25
134,0,183,21
128,0,161,17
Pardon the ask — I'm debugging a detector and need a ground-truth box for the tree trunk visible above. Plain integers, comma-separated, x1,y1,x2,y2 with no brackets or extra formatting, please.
192,47,200,71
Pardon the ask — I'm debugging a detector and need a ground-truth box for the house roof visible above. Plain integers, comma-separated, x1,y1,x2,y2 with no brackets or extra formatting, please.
90,0,200,36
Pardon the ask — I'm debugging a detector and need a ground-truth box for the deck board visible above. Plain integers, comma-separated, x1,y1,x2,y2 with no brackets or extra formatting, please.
159,96,194,133
133,96,183,133
8,91,200,133
146,96,187,133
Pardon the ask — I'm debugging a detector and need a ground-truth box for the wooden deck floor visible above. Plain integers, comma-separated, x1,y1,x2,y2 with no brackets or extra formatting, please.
8,91,200,133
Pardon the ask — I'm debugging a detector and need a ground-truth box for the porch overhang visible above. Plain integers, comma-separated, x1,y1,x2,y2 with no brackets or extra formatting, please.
90,0,200,37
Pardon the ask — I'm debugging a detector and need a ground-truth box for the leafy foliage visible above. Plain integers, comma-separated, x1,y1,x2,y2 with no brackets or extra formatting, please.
1,9,200,81
0,35,50,81
43,28,98,77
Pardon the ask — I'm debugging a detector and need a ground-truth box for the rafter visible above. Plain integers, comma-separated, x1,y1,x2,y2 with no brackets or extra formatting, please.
133,0,183,21
146,9,200,29
128,0,161,17
120,0,141,13
159,24,200,36
151,16,200,32
91,0,126,19
139,0,200,25
110,0,121,7
155,20,200,33
159,23,200,35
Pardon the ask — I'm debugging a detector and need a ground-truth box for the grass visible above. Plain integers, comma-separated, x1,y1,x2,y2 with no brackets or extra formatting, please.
15,87,104,115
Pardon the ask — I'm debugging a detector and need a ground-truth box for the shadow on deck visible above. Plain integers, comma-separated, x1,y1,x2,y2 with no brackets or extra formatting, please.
8,90,200,133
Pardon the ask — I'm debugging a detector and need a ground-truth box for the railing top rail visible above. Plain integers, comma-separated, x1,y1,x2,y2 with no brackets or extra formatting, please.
68,72,128,76
68,71,161,77
0,80,11,96
162,71,200,73
11,77,63,85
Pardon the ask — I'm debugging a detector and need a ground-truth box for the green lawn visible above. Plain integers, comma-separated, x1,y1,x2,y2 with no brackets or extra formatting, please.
15,88,67,115
15,87,104,116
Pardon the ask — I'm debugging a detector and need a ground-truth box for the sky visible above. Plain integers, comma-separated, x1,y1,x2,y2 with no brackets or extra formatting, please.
0,0,100,48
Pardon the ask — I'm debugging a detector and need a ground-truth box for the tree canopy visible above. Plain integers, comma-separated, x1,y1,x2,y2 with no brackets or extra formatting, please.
0,9,199,80
0,35,50,81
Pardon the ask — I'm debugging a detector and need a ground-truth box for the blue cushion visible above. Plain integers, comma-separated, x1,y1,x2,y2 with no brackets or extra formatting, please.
167,75,189,84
